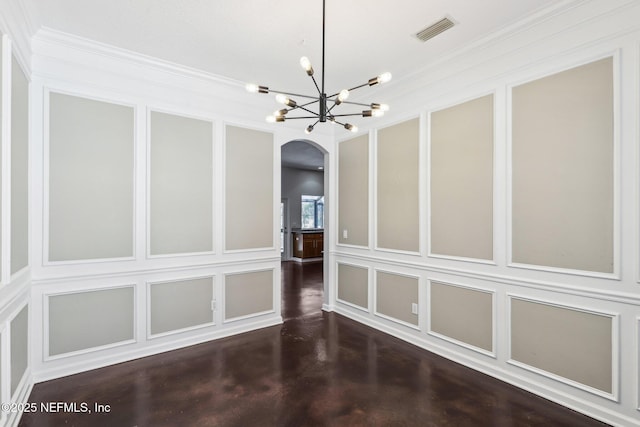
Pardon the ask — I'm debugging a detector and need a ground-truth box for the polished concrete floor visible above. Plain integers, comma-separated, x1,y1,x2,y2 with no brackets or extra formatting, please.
19,261,608,426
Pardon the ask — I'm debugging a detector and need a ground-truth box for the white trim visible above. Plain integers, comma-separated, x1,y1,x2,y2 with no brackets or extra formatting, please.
637,317,640,411
145,275,216,340
42,87,138,266
31,255,281,287
506,294,620,402
636,40,640,286
332,303,636,427
505,50,622,280
427,253,497,266
33,28,243,89
334,251,640,305
426,279,497,359
43,283,137,361
222,309,276,325
0,322,7,426
33,315,282,384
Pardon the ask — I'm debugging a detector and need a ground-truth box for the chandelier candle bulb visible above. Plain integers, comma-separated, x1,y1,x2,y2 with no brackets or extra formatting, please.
379,72,392,83
371,103,390,111
300,56,314,75
246,83,269,93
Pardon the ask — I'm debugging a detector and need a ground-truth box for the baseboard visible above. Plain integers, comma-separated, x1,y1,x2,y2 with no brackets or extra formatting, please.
33,315,283,383
332,305,638,427
290,257,323,263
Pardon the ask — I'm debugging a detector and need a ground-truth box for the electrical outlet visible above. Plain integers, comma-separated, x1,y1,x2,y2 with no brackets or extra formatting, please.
342,229,348,239
411,303,418,315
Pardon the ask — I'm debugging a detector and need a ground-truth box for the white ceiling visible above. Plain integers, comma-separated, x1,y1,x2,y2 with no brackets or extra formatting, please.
23,0,559,96
21,0,560,168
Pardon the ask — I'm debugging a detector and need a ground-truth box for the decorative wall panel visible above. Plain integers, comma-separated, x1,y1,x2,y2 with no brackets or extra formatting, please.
225,270,273,320
338,135,369,246
431,95,493,260
510,297,612,393
149,277,214,336
376,270,419,326
149,111,213,255
225,126,273,251
48,287,134,356
10,305,28,395
48,93,134,261
11,56,28,274
377,119,420,252
512,58,614,273
430,281,493,352
337,263,368,309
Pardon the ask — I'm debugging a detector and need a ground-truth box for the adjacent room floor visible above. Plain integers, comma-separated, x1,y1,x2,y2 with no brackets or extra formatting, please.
19,261,608,426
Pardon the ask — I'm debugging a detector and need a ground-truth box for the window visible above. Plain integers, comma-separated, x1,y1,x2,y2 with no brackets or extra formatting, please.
301,195,324,229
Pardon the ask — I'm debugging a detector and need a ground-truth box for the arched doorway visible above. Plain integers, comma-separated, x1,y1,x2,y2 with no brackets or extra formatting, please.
280,139,329,317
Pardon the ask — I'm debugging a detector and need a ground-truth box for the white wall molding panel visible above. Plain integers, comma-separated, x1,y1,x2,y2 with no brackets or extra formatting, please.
0,0,636,427
25,17,287,395
333,1,640,426
0,6,34,425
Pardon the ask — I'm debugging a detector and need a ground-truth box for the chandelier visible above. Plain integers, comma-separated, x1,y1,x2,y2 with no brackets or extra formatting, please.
245,0,391,134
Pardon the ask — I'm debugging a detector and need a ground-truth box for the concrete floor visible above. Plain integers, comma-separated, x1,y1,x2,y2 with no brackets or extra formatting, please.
19,261,608,426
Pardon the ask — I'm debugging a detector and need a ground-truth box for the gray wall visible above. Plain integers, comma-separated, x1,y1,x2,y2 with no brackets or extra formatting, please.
150,277,214,335
11,56,29,274
281,166,324,230
149,111,214,256
225,125,273,250
225,270,273,320
48,92,134,261
10,305,28,394
377,119,420,252
48,287,134,356
512,57,613,273
431,95,493,260
338,135,368,247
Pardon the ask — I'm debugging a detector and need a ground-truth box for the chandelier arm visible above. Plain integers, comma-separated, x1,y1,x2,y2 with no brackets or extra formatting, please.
309,74,321,95
326,82,370,99
298,99,321,108
331,113,369,118
295,105,322,116
283,116,322,120
338,101,372,107
269,90,319,100
344,82,370,93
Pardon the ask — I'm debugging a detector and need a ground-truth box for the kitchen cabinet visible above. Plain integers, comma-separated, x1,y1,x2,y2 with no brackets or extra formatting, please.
293,231,323,259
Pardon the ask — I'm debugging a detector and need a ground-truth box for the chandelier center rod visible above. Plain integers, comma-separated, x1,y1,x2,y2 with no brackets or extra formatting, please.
321,0,326,96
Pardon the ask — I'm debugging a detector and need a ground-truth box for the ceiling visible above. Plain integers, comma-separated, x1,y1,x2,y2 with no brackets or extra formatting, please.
23,0,559,95
21,0,560,168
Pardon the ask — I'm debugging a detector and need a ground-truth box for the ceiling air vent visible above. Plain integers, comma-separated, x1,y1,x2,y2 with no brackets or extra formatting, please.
415,16,456,42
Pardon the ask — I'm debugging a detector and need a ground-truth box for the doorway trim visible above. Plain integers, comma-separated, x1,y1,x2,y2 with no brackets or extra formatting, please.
280,138,331,311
